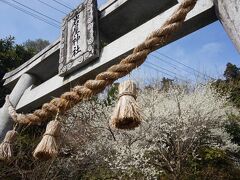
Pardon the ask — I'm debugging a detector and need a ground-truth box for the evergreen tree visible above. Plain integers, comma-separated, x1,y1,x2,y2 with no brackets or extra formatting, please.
0,36,49,106
213,62,240,146
23,39,50,54
224,62,240,81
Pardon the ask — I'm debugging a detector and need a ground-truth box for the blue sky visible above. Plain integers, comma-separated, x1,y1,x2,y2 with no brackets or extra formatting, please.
147,21,240,81
0,0,107,42
0,0,239,82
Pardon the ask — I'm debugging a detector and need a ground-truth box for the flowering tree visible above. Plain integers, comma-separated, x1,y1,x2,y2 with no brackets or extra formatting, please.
59,84,240,179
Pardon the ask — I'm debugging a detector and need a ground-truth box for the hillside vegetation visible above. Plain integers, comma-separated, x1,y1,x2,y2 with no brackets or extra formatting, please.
1,37,240,179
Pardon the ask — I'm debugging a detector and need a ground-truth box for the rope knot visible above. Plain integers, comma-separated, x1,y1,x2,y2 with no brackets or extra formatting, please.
111,80,142,130
33,120,61,160
118,91,137,100
43,133,59,137
0,130,18,161
2,141,11,144
7,0,197,125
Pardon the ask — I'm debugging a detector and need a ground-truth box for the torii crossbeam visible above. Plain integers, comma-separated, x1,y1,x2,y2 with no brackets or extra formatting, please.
0,0,239,139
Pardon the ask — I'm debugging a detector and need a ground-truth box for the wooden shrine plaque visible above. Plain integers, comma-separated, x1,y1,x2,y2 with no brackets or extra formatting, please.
59,0,99,76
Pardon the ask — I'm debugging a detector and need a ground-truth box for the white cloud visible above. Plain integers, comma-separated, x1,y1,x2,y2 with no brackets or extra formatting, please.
200,42,224,54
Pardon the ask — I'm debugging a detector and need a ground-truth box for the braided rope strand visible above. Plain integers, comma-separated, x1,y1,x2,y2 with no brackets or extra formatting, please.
9,0,197,124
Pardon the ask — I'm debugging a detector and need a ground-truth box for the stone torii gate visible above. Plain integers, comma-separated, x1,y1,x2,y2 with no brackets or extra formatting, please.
0,0,239,139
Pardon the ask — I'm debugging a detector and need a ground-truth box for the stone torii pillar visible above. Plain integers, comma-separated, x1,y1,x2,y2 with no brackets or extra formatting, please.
214,0,240,53
0,73,36,140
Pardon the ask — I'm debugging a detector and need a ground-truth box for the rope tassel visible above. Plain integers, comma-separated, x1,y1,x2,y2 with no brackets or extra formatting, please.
0,130,18,161
3,0,197,126
111,80,142,130
33,116,61,160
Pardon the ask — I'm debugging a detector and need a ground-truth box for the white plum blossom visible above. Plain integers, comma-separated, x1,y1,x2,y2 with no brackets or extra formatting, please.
62,83,240,179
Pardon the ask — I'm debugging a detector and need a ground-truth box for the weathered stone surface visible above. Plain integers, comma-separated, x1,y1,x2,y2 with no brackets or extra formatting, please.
59,0,99,76
0,74,36,140
15,0,217,113
214,0,240,53
3,39,60,89
3,0,178,88
99,0,178,42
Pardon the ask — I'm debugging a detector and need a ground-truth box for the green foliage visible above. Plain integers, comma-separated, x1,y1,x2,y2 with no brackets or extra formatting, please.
185,147,240,180
103,83,119,106
229,85,240,108
212,63,240,149
213,63,240,108
0,124,46,179
0,36,49,106
1,61,240,179
161,77,174,91
224,63,240,81
81,166,149,180
225,114,240,146
23,39,50,54
199,147,229,166
80,166,118,180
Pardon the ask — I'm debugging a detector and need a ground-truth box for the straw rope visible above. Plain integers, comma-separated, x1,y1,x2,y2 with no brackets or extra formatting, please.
8,0,197,125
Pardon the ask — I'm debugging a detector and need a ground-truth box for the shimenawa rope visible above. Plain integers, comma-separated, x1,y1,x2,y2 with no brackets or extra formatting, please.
111,80,141,129
7,0,197,125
